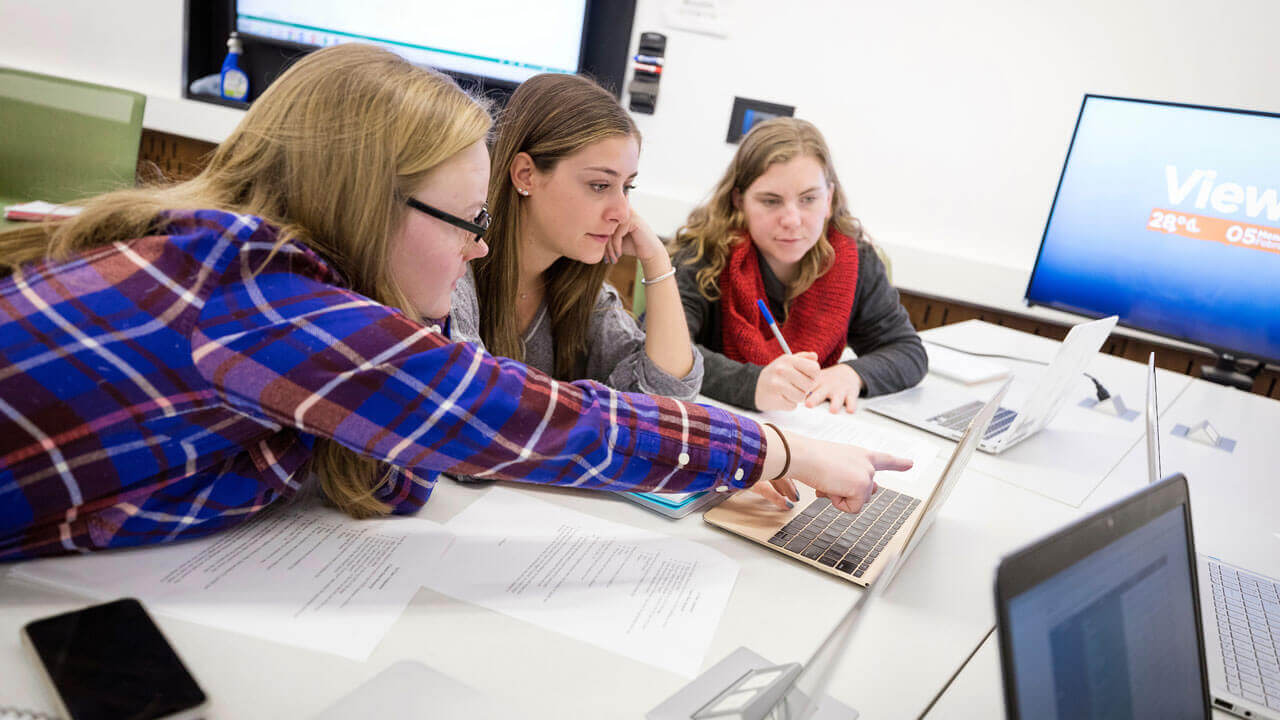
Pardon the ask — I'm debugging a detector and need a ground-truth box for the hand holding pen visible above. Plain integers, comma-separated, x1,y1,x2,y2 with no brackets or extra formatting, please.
753,299,820,412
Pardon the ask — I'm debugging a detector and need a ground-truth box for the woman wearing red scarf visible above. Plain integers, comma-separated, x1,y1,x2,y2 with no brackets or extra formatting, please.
672,118,926,413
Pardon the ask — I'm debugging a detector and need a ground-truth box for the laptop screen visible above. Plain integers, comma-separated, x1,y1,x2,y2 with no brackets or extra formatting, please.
1002,499,1206,718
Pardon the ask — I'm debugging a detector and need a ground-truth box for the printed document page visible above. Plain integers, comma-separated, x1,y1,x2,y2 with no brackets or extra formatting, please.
425,488,739,677
10,501,451,660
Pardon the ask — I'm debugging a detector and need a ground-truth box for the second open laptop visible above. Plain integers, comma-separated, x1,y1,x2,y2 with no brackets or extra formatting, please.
1145,354,1280,719
865,315,1117,454
703,379,1010,588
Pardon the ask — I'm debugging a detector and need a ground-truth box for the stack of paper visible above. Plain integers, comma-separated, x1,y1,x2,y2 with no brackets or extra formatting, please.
4,200,83,222
11,502,452,660
924,341,1011,384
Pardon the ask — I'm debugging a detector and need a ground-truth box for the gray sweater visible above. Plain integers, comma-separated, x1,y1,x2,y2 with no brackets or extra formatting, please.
675,241,927,410
450,266,704,400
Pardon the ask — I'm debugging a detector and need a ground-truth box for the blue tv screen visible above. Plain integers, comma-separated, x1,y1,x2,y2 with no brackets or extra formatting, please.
1025,95,1280,364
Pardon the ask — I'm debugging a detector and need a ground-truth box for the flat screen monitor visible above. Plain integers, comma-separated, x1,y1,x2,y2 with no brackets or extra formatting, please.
1025,95,1280,367
235,1,589,85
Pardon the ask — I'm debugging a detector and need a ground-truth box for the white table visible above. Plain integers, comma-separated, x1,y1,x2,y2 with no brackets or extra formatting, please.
917,320,1195,507
923,346,1280,719
0,424,1075,719
1,321,1269,719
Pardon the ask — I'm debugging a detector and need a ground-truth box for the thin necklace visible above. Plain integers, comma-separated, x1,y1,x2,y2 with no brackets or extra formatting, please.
518,277,544,300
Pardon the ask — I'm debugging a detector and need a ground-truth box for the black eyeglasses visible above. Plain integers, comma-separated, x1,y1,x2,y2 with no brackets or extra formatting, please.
406,197,491,241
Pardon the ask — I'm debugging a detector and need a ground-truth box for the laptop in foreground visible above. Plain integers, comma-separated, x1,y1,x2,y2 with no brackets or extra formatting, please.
703,379,1009,587
865,315,1117,454
1146,355,1280,719
995,473,1212,718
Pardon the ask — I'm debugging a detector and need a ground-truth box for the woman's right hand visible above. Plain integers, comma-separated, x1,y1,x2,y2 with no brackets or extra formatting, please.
760,425,914,514
754,351,821,411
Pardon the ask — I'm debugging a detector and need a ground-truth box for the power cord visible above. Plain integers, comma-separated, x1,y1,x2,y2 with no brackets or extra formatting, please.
924,338,1113,402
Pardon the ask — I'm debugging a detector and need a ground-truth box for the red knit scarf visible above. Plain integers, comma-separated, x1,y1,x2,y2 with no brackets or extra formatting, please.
719,229,859,368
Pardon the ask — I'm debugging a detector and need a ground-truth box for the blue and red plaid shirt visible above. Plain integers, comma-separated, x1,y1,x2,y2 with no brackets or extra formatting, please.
0,210,764,561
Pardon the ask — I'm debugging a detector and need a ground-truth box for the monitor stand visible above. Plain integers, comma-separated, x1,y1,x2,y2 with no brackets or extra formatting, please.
1200,353,1263,392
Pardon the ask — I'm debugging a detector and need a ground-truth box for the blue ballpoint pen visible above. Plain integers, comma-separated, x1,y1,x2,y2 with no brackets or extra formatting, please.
756,299,793,354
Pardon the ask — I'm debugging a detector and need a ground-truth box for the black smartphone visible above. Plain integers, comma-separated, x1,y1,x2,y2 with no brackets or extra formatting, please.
20,598,208,720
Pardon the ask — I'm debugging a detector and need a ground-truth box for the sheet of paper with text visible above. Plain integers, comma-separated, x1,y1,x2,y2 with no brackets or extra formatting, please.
424,488,739,677
11,501,452,660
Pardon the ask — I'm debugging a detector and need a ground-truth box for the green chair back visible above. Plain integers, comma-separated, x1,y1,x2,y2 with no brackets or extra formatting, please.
0,68,145,213
631,260,648,318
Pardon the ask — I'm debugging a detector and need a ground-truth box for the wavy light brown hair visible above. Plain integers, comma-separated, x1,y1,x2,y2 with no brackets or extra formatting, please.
472,73,638,380
0,44,492,518
671,117,868,306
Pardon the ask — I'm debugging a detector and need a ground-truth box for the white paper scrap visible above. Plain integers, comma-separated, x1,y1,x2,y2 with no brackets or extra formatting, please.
425,488,739,677
10,501,451,661
664,0,730,37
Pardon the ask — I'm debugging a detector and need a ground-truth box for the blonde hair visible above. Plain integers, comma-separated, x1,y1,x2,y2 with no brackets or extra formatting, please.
473,73,638,380
0,44,492,518
671,117,867,306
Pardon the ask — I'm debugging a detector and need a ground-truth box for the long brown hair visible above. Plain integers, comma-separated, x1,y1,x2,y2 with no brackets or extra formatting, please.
473,73,638,379
0,44,492,518
671,117,867,306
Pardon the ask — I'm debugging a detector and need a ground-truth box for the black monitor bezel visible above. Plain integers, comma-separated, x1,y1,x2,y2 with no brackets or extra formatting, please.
1023,93,1280,368
187,1,634,107
993,472,1211,719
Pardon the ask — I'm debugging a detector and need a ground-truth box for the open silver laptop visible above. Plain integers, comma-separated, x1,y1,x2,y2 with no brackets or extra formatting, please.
866,315,1117,454
704,380,1009,588
1146,353,1280,719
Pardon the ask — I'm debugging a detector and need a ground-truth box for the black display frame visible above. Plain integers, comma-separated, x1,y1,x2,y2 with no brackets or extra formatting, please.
182,1,635,109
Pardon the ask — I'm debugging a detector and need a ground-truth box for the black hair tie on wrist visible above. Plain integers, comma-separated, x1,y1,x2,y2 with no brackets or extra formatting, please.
762,422,791,482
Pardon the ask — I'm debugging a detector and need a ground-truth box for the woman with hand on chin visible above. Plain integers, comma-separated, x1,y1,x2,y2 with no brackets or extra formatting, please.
672,118,926,414
450,73,701,401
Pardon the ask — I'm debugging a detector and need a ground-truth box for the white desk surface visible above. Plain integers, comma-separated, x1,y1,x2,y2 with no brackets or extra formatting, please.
923,630,1238,719
1080,375,1280,577
1,321,1271,719
922,339,1279,720
917,320,1194,507
0,425,1075,719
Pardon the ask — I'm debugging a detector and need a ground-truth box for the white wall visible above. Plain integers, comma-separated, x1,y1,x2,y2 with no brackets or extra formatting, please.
3,0,1278,299
0,0,184,98
623,0,1280,271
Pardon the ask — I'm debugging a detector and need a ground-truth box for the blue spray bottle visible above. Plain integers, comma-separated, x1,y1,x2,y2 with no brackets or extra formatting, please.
220,32,249,102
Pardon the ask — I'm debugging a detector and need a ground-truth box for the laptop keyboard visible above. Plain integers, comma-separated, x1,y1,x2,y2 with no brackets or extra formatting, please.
928,400,1018,439
766,490,921,579
1209,559,1280,709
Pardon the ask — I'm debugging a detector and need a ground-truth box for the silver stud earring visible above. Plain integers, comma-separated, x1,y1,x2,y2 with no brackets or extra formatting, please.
517,188,530,197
